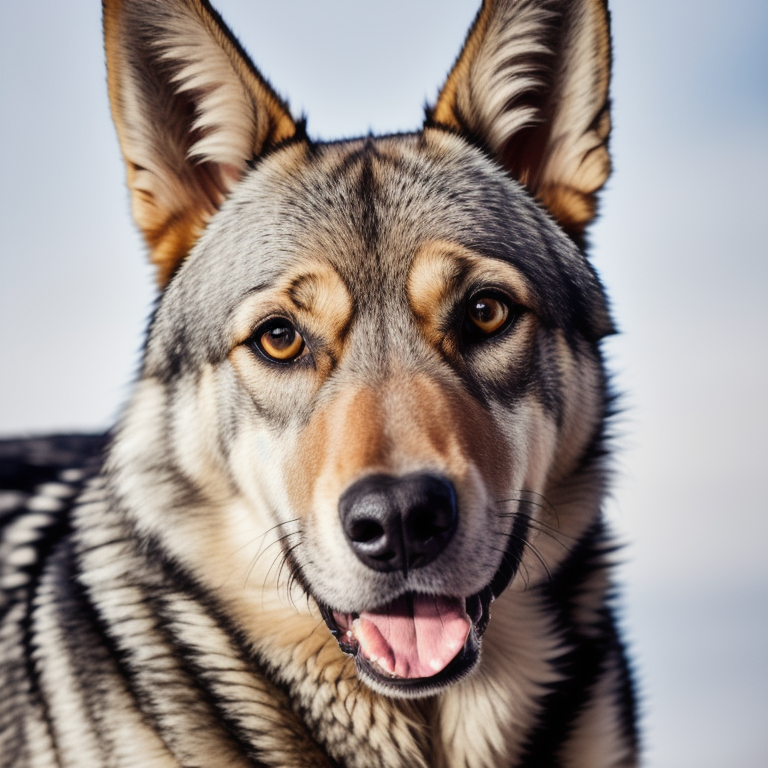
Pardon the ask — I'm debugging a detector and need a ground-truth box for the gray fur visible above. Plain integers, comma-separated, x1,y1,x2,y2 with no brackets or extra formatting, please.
0,1,637,766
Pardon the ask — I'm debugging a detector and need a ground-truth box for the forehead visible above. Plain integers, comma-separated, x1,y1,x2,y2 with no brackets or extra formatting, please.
247,133,554,282
148,130,608,371
186,132,567,295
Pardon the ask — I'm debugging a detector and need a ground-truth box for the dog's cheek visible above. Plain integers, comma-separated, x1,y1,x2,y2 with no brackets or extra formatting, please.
229,345,324,411
482,393,559,520
549,336,607,482
167,364,240,501
515,334,609,583
169,361,296,504
223,349,326,497
495,329,606,494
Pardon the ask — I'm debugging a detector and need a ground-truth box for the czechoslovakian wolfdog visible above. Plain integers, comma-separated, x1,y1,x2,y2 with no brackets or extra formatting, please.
0,0,638,765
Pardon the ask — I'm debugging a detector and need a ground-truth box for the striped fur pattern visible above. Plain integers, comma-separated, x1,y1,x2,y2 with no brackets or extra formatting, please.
0,1,638,765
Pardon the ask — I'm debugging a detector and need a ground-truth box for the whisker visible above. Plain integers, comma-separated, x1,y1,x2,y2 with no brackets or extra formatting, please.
495,513,578,549
308,618,330,641
262,549,285,594
279,543,303,594
486,544,525,583
260,535,303,601
508,535,553,583
273,542,303,597
230,518,300,557
243,530,298,588
496,491,560,526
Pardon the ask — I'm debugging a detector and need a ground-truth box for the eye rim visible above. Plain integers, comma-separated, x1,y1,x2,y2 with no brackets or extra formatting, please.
249,317,306,364
463,290,519,341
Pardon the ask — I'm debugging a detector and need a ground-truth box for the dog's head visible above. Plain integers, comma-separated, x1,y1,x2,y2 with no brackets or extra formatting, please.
104,0,613,698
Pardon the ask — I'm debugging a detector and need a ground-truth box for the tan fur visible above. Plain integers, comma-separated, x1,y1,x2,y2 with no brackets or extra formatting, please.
431,0,612,239
103,0,297,286
0,2,636,765
408,241,535,347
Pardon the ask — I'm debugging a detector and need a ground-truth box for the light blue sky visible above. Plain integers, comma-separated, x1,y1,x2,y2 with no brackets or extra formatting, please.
1,2,766,765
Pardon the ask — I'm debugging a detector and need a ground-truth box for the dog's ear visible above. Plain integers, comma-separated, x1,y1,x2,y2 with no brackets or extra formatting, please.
428,0,611,243
103,0,298,287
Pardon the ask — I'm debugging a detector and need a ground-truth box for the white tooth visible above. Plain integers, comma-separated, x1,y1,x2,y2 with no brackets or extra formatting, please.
346,630,353,638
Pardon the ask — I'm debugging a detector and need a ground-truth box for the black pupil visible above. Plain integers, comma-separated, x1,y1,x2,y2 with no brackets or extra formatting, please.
267,326,294,350
473,299,496,323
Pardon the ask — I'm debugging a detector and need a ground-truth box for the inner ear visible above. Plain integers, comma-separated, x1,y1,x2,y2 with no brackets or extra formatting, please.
427,0,612,243
104,0,299,287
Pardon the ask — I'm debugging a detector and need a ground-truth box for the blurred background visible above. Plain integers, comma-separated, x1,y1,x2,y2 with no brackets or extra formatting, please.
1,1,766,765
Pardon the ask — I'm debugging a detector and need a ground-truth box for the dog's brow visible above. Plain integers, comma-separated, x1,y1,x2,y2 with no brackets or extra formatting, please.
408,242,534,315
288,273,322,312
242,282,275,298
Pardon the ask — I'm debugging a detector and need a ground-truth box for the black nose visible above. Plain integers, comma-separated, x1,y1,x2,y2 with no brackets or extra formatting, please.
339,473,458,574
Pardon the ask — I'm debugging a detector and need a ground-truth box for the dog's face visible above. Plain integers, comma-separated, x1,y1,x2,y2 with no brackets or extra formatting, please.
105,0,614,697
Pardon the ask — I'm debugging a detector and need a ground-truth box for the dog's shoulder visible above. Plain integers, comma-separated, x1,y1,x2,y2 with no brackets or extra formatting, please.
0,434,106,604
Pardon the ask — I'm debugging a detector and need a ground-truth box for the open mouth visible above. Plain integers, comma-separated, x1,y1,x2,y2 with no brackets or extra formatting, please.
318,587,495,697
315,503,528,697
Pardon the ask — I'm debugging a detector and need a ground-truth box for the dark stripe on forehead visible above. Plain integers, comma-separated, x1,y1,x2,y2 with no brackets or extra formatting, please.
357,147,379,254
345,141,382,253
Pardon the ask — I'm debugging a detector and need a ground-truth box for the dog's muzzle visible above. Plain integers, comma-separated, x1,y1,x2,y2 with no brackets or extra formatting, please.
317,473,523,697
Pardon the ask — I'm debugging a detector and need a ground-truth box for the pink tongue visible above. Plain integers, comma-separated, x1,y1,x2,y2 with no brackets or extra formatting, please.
353,595,471,679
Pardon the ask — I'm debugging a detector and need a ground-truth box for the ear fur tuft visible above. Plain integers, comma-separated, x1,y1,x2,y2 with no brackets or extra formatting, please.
428,0,612,242
103,0,298,287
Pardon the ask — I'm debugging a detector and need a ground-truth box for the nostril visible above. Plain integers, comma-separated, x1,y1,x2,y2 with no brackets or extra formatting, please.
410,502,455,541
348,519,384,544
372,548,397,563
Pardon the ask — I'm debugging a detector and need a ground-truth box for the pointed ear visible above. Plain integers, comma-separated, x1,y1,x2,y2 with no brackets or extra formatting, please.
103,0,298,287
429,0,612,243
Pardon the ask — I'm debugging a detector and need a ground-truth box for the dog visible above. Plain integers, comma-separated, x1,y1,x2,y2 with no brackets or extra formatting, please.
0,0,638,765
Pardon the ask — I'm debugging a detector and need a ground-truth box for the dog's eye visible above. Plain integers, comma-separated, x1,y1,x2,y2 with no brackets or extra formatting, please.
465,293,514,338
254,320,305,362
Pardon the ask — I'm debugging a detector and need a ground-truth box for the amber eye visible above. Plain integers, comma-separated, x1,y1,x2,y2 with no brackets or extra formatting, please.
255,320,305,362
466,294,511,337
